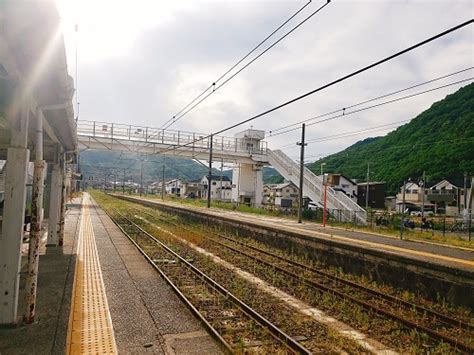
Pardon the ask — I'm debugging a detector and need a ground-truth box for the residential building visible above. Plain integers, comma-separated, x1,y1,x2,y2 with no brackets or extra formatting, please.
326,174,358,203
201,175,232,201
394,178,472,216
262,182,299,208
427,178,472,216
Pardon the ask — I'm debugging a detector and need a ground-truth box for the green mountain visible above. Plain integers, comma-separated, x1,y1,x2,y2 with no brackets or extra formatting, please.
307,83,474,195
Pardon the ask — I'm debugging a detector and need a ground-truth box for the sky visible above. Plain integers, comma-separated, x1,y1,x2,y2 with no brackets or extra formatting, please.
56,0,473,162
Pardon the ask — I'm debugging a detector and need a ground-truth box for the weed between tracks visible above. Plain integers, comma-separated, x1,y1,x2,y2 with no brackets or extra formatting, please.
91,191,473,353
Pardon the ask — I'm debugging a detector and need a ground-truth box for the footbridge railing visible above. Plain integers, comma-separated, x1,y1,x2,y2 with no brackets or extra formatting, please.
76,120,268,156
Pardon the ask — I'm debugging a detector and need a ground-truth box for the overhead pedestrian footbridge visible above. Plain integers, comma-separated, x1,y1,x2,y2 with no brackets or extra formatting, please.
77,120,268,164
77,120,367,224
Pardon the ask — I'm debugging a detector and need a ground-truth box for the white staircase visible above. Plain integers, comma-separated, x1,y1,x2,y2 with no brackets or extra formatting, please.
267,149,367,224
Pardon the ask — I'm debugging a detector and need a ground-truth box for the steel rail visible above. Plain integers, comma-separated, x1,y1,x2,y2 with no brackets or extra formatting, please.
105,207,311,354
215,232,473,331
98,206,234,354
128,205,473,353
130,202,473,331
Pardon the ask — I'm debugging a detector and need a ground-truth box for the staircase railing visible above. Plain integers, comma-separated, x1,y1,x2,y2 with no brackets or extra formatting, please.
267,149,367,224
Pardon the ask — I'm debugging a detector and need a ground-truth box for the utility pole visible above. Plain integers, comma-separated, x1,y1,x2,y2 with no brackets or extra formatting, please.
400,180,407,240
463,172,467,214
161,165,165,200
220,158,224,201
297,124,307,224
140,160,144,196
122,169,125,194
113,172,117,192
176,171,179,197
365,162,370,209
421,170,426,219
207,134,213,208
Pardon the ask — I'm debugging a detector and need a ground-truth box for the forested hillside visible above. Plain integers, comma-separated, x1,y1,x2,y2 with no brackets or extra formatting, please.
306,83,474,194
80,150,283,185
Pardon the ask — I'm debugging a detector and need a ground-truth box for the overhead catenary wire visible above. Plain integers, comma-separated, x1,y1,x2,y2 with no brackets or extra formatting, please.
268,66,473,136
161,19,473,154
162,0,332,130
159,0,314,129
285,136,474,164
269,77,473,137
278,119,413,149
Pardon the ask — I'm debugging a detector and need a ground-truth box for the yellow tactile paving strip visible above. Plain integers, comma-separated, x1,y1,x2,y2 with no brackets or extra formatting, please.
66,197,117,354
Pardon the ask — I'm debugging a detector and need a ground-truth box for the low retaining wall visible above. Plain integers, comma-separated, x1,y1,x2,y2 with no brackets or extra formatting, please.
114,195,474,310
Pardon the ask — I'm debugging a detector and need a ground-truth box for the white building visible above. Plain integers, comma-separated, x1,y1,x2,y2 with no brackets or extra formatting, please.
263,182,299,208
201,175,232,201
327,174,358,203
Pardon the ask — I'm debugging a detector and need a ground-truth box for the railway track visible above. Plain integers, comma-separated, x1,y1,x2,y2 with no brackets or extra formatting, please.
103,207,311,354
126,203,474,353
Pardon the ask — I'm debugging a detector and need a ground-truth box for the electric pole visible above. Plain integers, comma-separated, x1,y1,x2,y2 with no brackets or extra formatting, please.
162,165,165,200
365,162,370,209
297,124,307,223
421,170,426,218
207,134,213,208
122,169,125,194
400,180,407,240
140,160,144,196
220,158,224,201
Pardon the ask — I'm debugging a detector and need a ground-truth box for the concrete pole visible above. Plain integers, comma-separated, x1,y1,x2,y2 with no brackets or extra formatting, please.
220,158,223,201
140,160,143,196
24,108,46,323
161,165,165,200
207,134,213,209
365,163,370,209
58,156,67,246
421,171,426,219
0,102,30,325
297,124,306,223
122,169,125,194
400,180,407,240
47,150,62,246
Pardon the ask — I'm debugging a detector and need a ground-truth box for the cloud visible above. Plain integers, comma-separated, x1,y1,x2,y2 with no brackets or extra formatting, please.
64,0,473,160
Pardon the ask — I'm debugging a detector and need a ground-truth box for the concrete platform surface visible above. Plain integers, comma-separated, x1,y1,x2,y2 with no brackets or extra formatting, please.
0,194,222,354
0,198,81,354
87,195,221,354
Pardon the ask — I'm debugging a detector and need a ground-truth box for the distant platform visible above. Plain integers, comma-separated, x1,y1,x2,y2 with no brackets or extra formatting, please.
113,195,474,274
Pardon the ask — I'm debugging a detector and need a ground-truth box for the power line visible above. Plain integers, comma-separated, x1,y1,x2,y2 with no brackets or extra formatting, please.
159,0,314,129
162,0,331,130
279,119,412,149
162,19,473,154
268,78,473,137
284,137,474,164
268,66,473,136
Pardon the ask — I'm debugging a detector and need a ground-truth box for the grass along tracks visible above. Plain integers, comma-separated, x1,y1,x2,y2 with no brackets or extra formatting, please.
92,196,367,353
93,192,474,353
131,204,473,353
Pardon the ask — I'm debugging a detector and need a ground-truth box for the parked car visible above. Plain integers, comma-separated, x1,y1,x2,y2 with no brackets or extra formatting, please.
308,202,319,211
410,210,422,217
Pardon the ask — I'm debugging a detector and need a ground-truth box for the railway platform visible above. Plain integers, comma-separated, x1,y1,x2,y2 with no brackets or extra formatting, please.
0,194,221,354
115,195,474,273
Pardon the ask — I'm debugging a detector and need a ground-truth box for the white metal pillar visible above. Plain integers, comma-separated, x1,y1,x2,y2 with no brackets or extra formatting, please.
0,104,30,325
47,152,62,246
